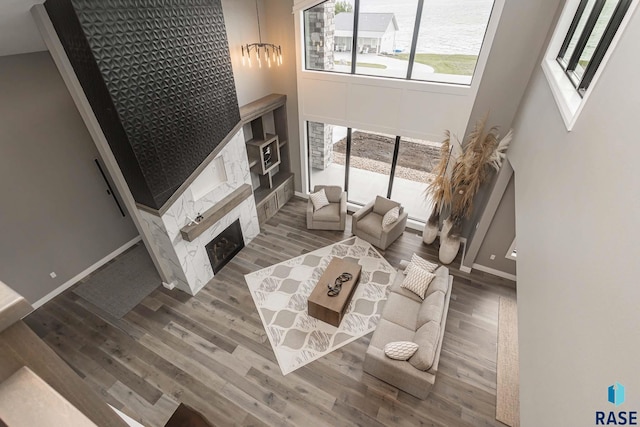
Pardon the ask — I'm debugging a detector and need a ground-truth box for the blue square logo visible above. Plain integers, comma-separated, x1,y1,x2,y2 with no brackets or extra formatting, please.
609,382,626,407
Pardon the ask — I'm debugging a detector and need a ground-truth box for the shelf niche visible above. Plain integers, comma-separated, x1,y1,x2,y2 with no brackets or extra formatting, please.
240,94,293,224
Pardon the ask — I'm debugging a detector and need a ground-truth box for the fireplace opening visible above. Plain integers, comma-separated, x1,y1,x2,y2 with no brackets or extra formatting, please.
206,219,244,274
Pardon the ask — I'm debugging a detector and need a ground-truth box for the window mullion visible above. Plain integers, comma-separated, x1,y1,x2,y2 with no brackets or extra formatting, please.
579,0,632,92
345,128,352,192
567,0,606,71
558,0,590,60
350,0,360,74
387,136,401,198
406,0,425,80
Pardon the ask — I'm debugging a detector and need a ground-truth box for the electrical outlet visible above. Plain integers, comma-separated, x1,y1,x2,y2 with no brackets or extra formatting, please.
49,272,57,279
490,254,495,260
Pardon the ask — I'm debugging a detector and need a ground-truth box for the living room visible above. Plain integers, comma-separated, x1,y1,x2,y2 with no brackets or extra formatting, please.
0,0,639,426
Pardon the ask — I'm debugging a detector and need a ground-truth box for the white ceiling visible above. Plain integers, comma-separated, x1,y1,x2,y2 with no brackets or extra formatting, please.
0,0,47,57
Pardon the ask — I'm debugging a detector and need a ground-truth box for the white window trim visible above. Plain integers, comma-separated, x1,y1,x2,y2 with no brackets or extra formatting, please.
506,238,517,261
542,0,640,131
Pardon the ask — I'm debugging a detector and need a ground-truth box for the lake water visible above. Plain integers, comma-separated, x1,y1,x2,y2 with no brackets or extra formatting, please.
342,0,494,55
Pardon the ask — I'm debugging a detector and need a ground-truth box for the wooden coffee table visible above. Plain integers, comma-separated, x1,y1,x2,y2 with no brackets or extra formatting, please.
308,257,362,327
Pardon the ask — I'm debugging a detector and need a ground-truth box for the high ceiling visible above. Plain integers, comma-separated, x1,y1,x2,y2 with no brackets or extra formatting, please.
0,0,47,57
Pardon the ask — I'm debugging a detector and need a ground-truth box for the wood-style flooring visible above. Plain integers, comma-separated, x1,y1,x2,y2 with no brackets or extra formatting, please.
25,198,517,427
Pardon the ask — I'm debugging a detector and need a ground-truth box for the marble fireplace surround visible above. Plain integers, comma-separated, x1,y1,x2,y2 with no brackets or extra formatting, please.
138,129,260,295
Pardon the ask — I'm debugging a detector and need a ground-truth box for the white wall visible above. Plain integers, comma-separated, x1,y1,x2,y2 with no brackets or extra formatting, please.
221,0,273,106
509,5,640,426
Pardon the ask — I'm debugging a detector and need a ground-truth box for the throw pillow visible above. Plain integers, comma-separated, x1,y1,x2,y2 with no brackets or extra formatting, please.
401,263,436,299
309,189,330,211
410,253,438,273
382,206,400,227
384,341,419,361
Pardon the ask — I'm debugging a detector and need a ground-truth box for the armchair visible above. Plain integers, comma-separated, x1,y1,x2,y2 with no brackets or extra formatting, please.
306,185,347,231
352,196,408,250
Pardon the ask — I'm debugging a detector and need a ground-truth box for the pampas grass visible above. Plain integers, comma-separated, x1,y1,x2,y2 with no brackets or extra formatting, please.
426,115,512,238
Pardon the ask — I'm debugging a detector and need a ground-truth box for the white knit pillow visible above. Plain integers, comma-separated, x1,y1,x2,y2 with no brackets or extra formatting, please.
309,189,330,211
410,253,439,273
384,341,419,360
401,263,436,299
382,206,400,227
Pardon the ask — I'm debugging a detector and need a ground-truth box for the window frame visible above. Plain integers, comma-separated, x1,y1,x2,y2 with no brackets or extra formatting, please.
556,0,632,96
542,0,637,130
302,0,495,86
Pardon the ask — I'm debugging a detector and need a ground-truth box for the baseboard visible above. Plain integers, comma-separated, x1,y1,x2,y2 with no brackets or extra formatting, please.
294,191,308,199
459,265,472,273
472,263,517,282
31,236,142,310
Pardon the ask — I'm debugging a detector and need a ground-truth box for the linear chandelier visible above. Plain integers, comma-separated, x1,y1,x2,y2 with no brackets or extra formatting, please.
241,0,283,68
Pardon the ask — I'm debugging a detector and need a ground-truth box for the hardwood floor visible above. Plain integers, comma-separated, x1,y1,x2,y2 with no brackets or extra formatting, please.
25,198,516,427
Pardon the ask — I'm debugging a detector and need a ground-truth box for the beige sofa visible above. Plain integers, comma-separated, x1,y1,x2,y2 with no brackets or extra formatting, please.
363,263,453,399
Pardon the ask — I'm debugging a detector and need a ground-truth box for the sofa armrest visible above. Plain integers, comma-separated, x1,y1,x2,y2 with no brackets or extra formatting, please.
352,200,374,222
306,198,315,225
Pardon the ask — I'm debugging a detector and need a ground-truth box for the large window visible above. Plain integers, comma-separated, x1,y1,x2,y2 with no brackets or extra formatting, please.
303,0,495,85
307,121,441,222
557,0,632,94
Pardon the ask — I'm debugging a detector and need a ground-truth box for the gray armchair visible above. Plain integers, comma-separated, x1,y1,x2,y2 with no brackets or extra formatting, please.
306,185,347,231
352,196,408,250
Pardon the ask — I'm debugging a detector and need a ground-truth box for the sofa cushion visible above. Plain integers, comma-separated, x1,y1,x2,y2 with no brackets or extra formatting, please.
357,212,384,239
382,206,400,227
401,263,436,300
409,321,440,371
384,341,419,361
425,266,449,298
310,189,330,210
417,290,445,328
369,318,415,350
410,253,438,273
373,196,400,216
381,292,421,330
312,203,340,222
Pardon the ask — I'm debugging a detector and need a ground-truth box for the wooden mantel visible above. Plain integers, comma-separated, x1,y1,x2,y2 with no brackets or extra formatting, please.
179,184,253,242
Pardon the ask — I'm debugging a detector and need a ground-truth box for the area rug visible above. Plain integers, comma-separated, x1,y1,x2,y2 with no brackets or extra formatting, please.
73,244,160,318
496,297,520,427
244,236,396,375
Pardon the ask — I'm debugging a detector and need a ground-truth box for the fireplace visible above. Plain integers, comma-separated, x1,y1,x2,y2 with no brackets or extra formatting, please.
206,219,244,274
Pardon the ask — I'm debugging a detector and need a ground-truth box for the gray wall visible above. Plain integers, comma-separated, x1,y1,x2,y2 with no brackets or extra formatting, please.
474,174,516,275
0,52,138,303
460,0,563,272
509,4,640,426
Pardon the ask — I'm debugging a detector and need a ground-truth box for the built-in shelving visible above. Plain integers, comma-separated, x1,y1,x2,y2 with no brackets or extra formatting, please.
239,94,293,225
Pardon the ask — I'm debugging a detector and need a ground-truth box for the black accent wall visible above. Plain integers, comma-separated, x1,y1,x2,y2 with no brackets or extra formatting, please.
45,0,241,210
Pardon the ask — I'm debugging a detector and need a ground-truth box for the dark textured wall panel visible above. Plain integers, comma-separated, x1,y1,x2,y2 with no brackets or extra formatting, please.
45,0,241,210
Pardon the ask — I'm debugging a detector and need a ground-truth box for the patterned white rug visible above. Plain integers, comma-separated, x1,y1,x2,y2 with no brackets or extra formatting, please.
244,236,396,375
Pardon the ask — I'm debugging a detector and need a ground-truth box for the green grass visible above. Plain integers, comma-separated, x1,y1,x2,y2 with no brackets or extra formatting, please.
345,61,387,69
394,53,478,76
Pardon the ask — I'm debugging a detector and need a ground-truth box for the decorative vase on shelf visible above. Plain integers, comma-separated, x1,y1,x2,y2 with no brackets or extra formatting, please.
438,217,461,265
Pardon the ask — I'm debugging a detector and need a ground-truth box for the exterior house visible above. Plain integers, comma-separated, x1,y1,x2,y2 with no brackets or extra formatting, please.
334,12,399,54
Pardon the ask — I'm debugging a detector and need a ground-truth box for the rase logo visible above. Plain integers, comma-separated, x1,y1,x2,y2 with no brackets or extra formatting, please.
596,382,637,425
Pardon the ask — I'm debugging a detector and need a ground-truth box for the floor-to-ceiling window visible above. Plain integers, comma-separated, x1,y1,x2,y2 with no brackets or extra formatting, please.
307,122,441,223
347,129,395,204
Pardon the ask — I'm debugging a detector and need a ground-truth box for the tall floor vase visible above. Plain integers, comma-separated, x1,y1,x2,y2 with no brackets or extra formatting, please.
439,218,461,264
